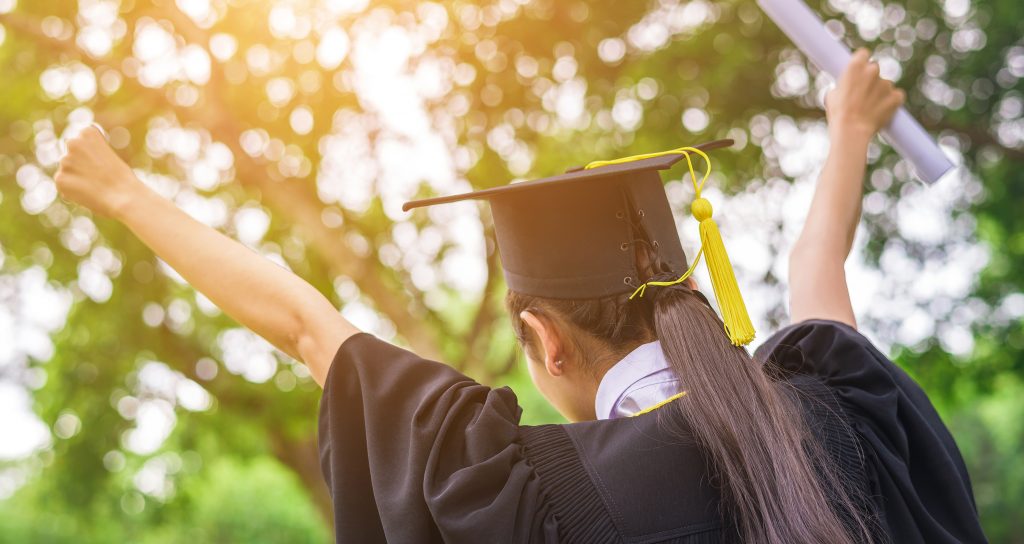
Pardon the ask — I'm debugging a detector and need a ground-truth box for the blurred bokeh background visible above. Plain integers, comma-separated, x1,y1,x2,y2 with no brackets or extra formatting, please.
0,0,1021,541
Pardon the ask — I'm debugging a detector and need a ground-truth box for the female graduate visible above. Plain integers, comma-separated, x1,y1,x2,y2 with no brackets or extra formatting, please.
55,49,985,543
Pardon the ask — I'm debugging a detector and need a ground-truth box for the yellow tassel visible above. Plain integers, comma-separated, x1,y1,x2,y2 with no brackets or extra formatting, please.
591,145,756,346
692,198,756,346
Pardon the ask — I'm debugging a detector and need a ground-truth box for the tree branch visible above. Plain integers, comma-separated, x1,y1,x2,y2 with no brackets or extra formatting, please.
456,226,502,378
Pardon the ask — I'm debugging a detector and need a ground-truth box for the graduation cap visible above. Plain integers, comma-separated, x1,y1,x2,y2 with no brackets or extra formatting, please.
403,139,755,346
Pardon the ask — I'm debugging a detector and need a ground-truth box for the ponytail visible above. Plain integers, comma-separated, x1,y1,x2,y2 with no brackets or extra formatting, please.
652,286,872,544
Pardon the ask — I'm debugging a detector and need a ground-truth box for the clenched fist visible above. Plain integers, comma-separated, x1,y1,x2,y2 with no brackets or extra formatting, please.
55,125,142,218
825,49,905,139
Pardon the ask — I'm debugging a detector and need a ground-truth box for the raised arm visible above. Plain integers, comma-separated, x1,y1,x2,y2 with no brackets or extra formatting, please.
788,49,904,329
55,127,358,385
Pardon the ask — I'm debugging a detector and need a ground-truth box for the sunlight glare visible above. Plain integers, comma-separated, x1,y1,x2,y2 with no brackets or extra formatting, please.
324,0,370,16
317,26,350,70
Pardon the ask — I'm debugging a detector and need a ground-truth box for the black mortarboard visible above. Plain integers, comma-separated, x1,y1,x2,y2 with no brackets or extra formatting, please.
403,139,734,301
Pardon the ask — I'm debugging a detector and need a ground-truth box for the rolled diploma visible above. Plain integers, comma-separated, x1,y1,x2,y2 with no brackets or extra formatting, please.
757,0,954,184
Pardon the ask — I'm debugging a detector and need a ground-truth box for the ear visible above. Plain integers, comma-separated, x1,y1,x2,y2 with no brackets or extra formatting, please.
684,277,698,290
519,310,566,377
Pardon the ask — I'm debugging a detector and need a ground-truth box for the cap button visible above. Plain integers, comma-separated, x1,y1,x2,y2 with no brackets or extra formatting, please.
691,198,713,221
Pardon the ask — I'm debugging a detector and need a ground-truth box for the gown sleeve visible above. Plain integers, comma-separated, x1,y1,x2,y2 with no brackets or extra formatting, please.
755,319,987,544
317,333,554,543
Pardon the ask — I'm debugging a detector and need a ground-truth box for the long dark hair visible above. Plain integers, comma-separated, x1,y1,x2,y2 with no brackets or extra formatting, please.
507,275,874,543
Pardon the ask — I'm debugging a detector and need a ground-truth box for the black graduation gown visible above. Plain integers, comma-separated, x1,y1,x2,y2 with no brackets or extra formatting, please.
318,319,987,543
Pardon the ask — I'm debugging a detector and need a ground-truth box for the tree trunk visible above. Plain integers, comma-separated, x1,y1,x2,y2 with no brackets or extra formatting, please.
269,430,336,534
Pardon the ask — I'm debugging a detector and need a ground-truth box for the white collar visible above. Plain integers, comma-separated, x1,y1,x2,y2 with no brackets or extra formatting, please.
594,340,682,420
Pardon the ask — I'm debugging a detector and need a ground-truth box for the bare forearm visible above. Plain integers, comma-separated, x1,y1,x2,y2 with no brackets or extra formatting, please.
788,129,870,328
115,185,356,384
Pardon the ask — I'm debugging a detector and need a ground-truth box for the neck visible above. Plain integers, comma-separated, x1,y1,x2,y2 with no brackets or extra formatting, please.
573,379,602,421
564,343,639,422
572,338,643,411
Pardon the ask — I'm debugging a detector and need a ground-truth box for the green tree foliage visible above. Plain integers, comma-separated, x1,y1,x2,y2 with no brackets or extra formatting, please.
0,456,329,543
0,0,1020,541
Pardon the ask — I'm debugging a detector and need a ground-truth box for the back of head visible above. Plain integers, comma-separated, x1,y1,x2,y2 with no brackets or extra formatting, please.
508,277,874,544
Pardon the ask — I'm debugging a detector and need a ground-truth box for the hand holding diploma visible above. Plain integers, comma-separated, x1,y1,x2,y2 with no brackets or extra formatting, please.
757,0,955,183
825,49,906,140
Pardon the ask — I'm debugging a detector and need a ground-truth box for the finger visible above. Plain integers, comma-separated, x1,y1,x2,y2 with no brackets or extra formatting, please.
849,48,870,67
894,88,906,105
89,122,109,142
65,134,86,154
879,91,904,123
54,168,73,194
868,77,892,98
887,89,906,110
822,87,834,110
865,60,880,79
